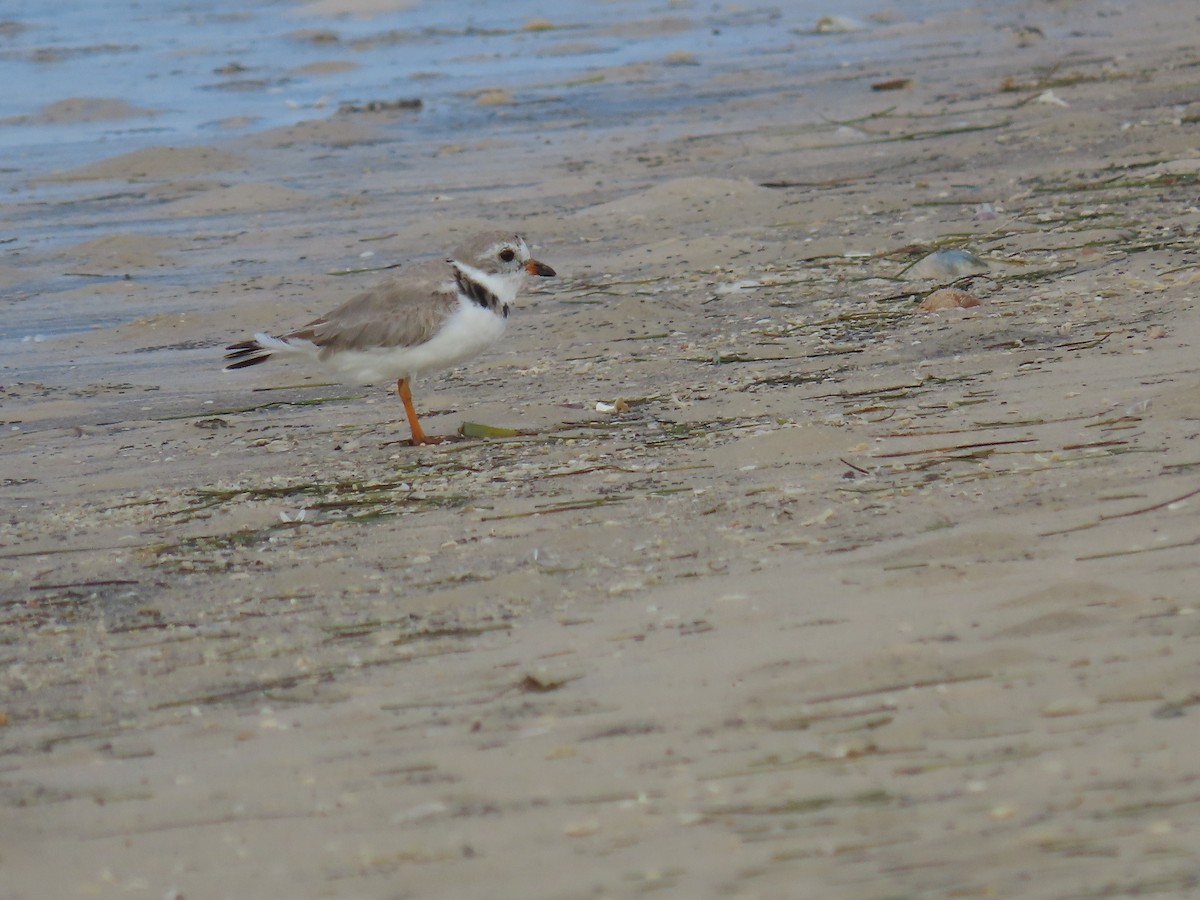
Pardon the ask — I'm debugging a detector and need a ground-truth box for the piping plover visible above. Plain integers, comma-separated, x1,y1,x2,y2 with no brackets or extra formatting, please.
224,231,556,445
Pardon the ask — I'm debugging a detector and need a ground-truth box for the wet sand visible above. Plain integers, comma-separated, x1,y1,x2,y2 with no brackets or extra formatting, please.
4,0,1200,897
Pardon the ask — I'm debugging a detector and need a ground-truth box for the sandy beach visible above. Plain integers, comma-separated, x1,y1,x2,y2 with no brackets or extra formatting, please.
3,0,1200,896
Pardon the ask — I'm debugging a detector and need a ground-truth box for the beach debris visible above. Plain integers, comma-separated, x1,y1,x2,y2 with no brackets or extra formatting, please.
563,819,600,838
918,288,982,312
904,249,989,280
459,422,524,439
1040,696,1100,717
973,202,997,221
1146,325,1168,340
1142,158,1200,177
596,399,631,414
522,18,556,31
871,78,912,92
337,97,422,115
1153,695,1200,719
520,668,583,692
1035,90,1070,107
286,28,339,45
813,15,866,33
714,278,761,295
664,51,699,66
1009,25,1044,46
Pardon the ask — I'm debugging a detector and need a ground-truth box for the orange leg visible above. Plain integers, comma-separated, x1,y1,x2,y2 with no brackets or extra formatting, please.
396,377,435,445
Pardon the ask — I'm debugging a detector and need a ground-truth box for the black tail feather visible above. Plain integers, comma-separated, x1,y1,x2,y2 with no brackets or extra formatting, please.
223,340,272,370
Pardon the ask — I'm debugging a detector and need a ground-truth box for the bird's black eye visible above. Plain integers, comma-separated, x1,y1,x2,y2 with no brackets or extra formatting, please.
499,248,516,262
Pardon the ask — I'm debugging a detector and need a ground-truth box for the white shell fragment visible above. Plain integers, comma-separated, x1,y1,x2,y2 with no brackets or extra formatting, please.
1035,90,1070,107
596,399,631,414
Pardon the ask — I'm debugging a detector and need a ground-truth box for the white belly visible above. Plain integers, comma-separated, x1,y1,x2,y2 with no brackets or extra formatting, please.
325,299,507,384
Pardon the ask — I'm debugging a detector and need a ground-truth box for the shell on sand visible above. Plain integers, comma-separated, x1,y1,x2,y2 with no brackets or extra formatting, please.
919,288,983,311
907,249,989,280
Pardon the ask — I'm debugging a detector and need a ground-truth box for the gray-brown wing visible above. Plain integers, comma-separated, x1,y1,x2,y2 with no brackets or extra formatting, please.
286,259,459,354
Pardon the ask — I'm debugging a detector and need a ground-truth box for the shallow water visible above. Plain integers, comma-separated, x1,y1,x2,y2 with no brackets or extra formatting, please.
0,0,1001,176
